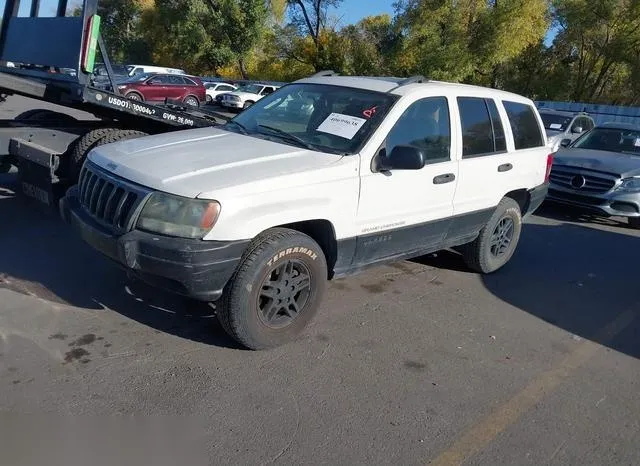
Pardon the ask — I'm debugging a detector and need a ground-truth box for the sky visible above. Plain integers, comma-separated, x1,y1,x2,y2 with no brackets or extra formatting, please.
331,0,395,27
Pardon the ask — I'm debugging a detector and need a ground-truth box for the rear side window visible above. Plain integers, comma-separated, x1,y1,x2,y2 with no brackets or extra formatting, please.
183,77,198,86
457,97,506,158
503,101,545,149
486,99,506,152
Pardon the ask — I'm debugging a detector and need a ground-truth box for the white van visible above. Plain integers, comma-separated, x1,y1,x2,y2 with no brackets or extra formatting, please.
126,65,185,76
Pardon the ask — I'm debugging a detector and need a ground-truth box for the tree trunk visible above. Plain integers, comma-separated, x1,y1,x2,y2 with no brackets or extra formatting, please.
238,57,248,80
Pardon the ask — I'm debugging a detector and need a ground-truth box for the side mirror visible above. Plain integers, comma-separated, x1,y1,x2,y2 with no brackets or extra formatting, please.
560,138,572,148
572,126,583,134
376,145,426,172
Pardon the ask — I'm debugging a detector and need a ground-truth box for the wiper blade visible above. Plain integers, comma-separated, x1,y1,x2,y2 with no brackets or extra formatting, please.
226,120,248,134
257,124,318,151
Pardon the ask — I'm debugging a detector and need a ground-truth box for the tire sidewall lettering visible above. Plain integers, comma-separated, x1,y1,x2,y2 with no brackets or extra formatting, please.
266,247,318,267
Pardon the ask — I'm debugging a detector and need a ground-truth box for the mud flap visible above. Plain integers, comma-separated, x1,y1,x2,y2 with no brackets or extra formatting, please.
10,138,65,208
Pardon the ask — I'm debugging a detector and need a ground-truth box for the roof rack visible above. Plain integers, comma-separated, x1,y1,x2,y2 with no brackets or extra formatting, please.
310,70,338,77
393,75,427,89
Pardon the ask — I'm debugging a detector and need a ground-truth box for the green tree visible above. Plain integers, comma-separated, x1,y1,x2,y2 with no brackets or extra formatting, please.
341,15,396,75
141,0,268,76
551,0,640,103
97,0,145,62
393,0,548,85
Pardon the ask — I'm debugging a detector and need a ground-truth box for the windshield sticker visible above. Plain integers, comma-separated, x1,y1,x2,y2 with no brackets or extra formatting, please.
549,123,563,130
317,113,367,139
363,106,378,118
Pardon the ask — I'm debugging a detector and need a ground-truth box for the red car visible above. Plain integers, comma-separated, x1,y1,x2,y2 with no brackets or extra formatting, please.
117,73,206,107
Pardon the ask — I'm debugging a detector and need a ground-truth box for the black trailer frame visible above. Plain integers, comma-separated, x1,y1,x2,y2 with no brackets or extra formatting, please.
0,0,227,207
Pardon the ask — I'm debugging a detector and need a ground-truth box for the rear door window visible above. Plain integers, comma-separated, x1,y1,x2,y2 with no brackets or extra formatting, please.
457,97,503,158
503,101,545,149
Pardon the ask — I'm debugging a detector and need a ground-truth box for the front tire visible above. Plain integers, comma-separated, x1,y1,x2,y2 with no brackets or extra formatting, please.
218,228,327,350
242,100,254,110
461,197,522,273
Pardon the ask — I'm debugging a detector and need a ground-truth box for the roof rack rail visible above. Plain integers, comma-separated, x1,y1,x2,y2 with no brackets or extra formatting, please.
310,70,338,77
394,75,427,88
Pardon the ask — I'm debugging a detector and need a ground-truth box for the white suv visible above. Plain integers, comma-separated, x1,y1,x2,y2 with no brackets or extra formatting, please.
220,83,280,110
62,74,552,350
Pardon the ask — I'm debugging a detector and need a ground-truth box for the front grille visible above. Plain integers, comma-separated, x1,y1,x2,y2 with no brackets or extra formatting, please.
77,162,150,232
548,189,605,206
549,166,618,194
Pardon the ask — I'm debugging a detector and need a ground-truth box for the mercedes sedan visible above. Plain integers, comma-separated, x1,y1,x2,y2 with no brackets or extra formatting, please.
547,122,640,229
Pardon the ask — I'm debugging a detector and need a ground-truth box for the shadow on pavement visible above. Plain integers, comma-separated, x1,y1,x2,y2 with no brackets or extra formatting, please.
0,174,242,350
416,206,640,359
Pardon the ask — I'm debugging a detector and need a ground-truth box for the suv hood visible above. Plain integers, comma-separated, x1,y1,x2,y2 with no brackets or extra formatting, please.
554,148,640,178
87,127,345,198
229,91,260,99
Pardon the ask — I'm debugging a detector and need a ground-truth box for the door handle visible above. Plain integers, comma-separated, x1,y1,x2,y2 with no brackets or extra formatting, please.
498,163,513,172
433,173,456,184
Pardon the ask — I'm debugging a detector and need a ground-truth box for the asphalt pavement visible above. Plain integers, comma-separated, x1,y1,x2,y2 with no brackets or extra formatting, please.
0,97,638,465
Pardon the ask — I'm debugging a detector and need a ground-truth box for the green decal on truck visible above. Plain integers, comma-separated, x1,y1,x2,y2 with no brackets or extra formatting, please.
81,14,101,74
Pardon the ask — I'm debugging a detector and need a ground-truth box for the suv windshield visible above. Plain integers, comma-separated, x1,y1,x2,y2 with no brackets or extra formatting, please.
227,83,398,154
540,113,573,131
572,127,640,155
238,84,264,94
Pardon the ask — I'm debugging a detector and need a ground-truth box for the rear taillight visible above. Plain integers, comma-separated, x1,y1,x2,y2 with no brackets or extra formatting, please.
545,153,554,183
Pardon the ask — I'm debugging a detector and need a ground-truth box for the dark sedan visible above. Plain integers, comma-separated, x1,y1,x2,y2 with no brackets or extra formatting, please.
547,122,640,228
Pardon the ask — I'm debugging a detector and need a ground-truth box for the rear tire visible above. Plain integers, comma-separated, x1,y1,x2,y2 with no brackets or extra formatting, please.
629,217,640,229
218,228,327,350
67,128,147,182
184,96,200,108
126,92,143,102
460,198,522,274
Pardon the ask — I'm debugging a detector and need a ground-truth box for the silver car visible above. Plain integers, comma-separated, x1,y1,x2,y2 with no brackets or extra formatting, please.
547,122,640,229
539,109,595,152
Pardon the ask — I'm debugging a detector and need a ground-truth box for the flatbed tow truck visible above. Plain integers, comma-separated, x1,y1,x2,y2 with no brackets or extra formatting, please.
0,0,226,207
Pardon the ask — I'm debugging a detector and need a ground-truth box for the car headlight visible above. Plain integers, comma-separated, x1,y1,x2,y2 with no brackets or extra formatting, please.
137,192,221,239
616,177,640,193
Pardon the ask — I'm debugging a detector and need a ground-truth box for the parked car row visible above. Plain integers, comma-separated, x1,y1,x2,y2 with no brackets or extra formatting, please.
540,109,640,229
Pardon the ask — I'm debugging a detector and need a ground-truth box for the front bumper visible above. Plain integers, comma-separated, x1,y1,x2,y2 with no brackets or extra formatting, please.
546,185,640,218
61,187,249,301
222,100,243,108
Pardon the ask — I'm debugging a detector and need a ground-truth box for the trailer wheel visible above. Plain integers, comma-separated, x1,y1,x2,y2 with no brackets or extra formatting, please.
16,109,76,124
66,128,146,182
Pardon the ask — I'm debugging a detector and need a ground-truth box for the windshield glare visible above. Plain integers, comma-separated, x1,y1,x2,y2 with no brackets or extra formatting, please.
123,73,155,83
227,83,397,154
540,113,572,131
572,128,640,155
238,84,263,94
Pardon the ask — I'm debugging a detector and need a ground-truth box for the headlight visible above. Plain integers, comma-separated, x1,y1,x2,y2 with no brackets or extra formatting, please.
616,177,640,193
137,192,221,239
